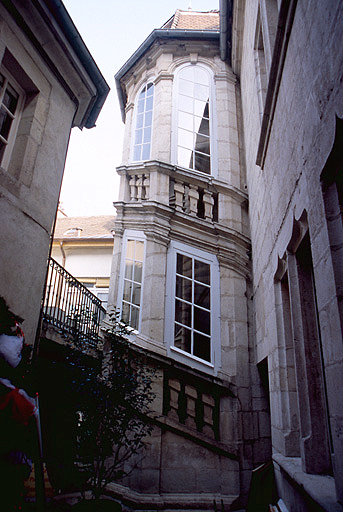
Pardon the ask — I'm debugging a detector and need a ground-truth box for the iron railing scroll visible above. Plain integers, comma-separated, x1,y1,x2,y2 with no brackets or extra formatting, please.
43,258,106,348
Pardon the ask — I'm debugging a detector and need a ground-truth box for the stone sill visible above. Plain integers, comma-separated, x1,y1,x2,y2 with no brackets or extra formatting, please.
273,453,341,512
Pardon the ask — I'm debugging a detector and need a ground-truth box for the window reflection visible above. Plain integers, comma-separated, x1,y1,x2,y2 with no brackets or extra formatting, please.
133,83,154,161
176,66,211,174
121,239,144,330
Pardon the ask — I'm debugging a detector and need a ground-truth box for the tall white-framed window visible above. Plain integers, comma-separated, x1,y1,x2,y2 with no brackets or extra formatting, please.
165,240,220,372
132,82,154,162
117,230,146,331
173,63,217,175
0,67,24,170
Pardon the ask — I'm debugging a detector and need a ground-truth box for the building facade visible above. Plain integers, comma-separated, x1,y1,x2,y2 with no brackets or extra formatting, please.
228,0,343,509
108,8,269,510
108,2,343,511
0,0,109,344
52,215,114,309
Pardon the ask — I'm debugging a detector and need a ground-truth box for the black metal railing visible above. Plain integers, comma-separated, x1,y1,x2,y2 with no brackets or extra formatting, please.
42,258,106,347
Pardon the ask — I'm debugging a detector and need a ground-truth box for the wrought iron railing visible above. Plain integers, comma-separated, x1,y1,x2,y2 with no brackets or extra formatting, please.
42,257,106,347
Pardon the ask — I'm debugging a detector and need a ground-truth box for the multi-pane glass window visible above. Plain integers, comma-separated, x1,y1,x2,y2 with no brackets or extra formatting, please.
174,252,212,362
133,83,154,161
0,70,22,167
121,238,144,330
176,65,211,174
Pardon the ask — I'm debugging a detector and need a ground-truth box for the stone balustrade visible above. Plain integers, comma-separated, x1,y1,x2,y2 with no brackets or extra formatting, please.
126,165,218,222
163,369,220,440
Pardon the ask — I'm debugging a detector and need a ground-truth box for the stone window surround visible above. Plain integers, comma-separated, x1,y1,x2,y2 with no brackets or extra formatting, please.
116,229,146,332
0,46,49,192
171,62,218,178
164,239,221,375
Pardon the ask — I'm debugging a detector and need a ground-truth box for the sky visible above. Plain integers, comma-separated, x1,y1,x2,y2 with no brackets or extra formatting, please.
60,0,219,217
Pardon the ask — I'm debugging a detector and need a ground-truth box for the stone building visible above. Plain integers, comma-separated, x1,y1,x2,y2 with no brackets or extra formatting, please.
108,2,343,511
0,0,109,344
108,7,268,511
52,215,114,308
226,0,343,510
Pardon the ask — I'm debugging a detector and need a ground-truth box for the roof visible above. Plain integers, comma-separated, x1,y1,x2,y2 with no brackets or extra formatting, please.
162,9,219,31
53,215,115,240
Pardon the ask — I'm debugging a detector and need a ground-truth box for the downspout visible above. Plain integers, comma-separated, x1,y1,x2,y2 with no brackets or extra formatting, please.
59,241,66,268
219,0,228,61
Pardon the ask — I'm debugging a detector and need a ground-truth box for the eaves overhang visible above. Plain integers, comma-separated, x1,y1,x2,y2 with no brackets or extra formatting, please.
115,28,220,122
3,0,110,129
42,0,110,128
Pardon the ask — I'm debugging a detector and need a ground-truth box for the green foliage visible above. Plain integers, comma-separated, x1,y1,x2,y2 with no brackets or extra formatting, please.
72,309,155,499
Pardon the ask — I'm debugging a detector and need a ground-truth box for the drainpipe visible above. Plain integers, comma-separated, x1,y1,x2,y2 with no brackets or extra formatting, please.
59,241,66,268
219,0,228,61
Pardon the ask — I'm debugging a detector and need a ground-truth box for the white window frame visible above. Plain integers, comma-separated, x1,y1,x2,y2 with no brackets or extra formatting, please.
131,80,155,163
171,63,218,177
0,67,25,170
117,230,146,332
165,240,221,374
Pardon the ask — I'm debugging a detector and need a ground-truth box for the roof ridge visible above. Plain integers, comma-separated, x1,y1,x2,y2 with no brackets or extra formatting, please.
171,9,181,29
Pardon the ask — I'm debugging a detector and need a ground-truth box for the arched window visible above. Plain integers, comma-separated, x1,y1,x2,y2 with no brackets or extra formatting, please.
174,65,214,175
132,82,154,161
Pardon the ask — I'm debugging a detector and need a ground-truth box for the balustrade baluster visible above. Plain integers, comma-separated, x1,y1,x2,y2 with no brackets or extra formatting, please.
203,190,214,220
188,184,199,216
129,175,137,201
174,181,185,211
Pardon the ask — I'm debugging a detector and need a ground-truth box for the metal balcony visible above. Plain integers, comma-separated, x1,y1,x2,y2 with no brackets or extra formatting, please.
42,257,106,348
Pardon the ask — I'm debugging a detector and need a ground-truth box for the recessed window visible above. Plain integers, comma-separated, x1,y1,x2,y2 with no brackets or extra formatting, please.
175,65,214,175
0,68,24,169
132,83,154,162
117,231,145,331
165,241,220,371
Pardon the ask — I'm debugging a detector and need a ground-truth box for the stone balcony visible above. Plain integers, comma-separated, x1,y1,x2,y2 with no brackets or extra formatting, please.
116,161,248,228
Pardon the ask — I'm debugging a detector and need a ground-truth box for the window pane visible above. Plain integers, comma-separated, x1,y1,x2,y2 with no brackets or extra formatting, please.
194,152,210,174
177,146,193,169
194,84,209,102
180,67,195,81
195,134,210,155
132,283,141,306
142,143,150,160
121,302,130,323
193,332,211,362
131,306,139,330
177,253,192,278
179,94,193,113
134,261,142,283
194,260,210,284
176,275,192,302
194,282,210,309
137,98,145,114
135,241,144,262
0,108,12,141
124,261,133,280
133,145,141,161
178,128,194,151
146,83,154,96
175,299,191,327
146,96,153,111
193,67,209,86
136,113,143,129
123,279,132,302
179,77,193,96
174,325,191,354
3,85,18,115
194,99,209,119
126,240,135,259
194,307,210,335
143,127,151,144
195,116,209,137
135,129,143,145
178,111,193,131
145,111,152,126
